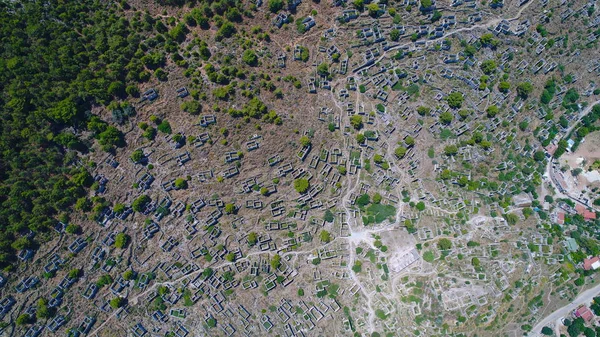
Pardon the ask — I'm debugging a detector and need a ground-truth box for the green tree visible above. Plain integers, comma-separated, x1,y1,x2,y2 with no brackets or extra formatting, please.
438,238,452,250
242,50,258,66
109,297,126,309
350,115,363,130
498,81,510,93
131,149,144,163
68,268,81,279
356,194,370,207
444,145,458,156
98,126,125,148
395,146,407,159
324,210,334,222
356,133,366,144
416,201,425,211
534,151,546,161
181,100,202,115
390,29,400,41
48,98,79,124
294,178,310,194
174,178,188,189
248,232,258,245
480,60,497,74
486,105,499,118
224,203,236,214
353,0,365,11
417,106,430,116
317,63,329,76
114,233,130,249
207,318,217,328
157,120,172,134
516,82,534,99
260,187,269,196
367,3,380,17
439,111,453,124
299,136,311,147
268,0,284,12
446,92,464,109
96,274,113,287
37,299,52,319
271,254,281,270
320,230,332,243
65,224,81,234
123,270,136,281
225,253,236,262
132,195,151,212
16,314,32,326
440,169,452,180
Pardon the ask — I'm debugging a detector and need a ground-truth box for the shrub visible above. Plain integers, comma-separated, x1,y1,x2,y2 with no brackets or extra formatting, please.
114,233,130,249
109,297,126,309
446,92,464,109
294,178,310,194
242,50,258,66
320,230,332,243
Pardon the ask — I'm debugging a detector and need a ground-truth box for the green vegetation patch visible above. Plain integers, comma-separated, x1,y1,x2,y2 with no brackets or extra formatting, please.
363,203,396,225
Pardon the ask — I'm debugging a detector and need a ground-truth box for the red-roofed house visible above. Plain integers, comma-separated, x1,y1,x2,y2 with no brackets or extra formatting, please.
584,210,597,221
584,256,600,271
575,204,597,221
557,212,565,225
575,305,594,322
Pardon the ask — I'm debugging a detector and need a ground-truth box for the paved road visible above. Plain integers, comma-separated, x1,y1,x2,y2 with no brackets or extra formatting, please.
529,283,600,336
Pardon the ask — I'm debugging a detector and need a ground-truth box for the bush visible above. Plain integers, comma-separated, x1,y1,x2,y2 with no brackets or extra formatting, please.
438,238,452,250
131,149,144,163
446,92,464,109
132,195,151,212
270,254,281,270
395,146,407,159
423,250,434,262
16,314,32,325
181,101,202,115
486,105,499,118
498,81,510,93
444,145,458,156
294,178,310,194
320,230,332,243
439,111,453,124
114,233,130,249
248,232,258,245
224,203,236,214
109,297,126,309
299,136,311,147
516,82,533,99
480,60,497,74
356,194,370,207
174,178,188,189
123,270,136,281
68,269,81,279
157,120,172,134
242,50,258,66
65,224,81,234
268,0,284,12
96,274,113,287
350,115,363,130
